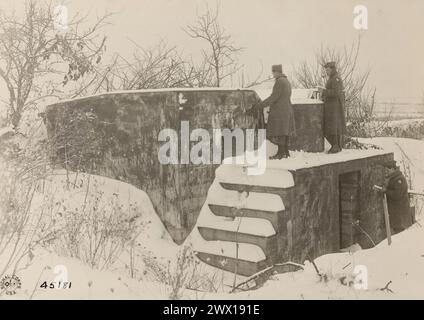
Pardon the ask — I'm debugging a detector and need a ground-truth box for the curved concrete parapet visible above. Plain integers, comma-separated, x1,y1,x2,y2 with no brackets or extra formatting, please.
44,88,263,244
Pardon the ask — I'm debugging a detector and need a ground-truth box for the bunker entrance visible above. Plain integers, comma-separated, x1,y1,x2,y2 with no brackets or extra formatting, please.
339,171,361,249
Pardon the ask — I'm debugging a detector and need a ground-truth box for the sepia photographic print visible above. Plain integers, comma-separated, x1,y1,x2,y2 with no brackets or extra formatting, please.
0,0,423,308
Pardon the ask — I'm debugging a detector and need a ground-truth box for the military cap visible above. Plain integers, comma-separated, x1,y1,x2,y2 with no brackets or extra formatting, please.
272,64,283,73
382,160,398,169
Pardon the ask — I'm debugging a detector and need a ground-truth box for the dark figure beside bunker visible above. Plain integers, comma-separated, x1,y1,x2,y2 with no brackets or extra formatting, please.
319,62,346,153
257,64,295,159
380,160,412,234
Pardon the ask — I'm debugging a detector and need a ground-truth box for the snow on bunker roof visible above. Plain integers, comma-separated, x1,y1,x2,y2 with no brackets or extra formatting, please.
47,86,322,107
47,87,258,106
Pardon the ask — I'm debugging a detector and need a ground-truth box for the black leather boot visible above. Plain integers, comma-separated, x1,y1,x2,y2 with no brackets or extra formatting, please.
338,134,344,150
328,135,338,153
282,136,290,158
333,134,342,153
270,144,284,160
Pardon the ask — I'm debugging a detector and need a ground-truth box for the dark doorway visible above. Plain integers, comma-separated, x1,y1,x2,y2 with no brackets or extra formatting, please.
339,171,360,249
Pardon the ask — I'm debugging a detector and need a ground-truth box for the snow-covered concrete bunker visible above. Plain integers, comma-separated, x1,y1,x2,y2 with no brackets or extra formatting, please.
191,147,393,276
44,88,324,244
44,88,394,276
45,88,261,244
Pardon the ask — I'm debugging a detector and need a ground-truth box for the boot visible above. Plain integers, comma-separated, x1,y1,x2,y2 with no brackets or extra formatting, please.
282,137,290,158
270,144,284,160
281,148,290,158
328,135,341,153
329,145,341,153
327,135,335,153
333,134,342,153
338,134,344,150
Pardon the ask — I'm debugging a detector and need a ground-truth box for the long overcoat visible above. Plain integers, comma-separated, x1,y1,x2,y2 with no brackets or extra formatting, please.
259,74,295,137
384,169,412,233
322,72,346,137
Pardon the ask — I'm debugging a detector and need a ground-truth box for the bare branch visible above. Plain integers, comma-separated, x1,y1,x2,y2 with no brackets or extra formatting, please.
0,0,111,128
184,4,243,87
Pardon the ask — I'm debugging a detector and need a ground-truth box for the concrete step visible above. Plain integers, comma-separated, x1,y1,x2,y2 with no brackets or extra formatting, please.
207,182,285,212
196,251,269,277
198,226,278,257
193,239,269,277
215,165,294,191
219,182,292,195
192,173,292,277
196,206,276,237
208,204,282,232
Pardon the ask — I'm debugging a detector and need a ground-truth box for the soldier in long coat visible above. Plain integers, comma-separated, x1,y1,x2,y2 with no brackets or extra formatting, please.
258,64,295,159
381,160,412,234
320,62,346,153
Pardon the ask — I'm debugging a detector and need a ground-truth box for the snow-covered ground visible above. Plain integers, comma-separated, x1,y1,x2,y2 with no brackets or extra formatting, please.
201,223,424,299
3,248,167,300
201,137,424,300
0,171,179,299
1,137,423,299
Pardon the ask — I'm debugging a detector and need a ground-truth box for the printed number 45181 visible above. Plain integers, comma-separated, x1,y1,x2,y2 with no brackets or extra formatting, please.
40,281,72,289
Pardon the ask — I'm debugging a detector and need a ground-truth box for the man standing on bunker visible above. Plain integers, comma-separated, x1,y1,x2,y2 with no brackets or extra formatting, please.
257,64,295,159
319,61,346,153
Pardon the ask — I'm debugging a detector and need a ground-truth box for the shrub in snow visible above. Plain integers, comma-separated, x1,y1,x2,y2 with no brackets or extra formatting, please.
377,119,424,139
142,245,226,299
344,136,382,150
1,129,147,283
0,148,57,284
48,176,145,270
348,118,424,139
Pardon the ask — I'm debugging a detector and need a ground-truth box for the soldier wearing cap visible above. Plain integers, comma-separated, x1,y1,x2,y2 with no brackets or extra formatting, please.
257,64,295,159
379,160,412,234
319,61,346,153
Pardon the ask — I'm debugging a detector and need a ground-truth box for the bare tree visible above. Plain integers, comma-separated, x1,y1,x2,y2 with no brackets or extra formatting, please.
185,4,243,87
293,37,375,127
116,41,197,90
0,0,110,129
96,39,218,91
75,4,244,92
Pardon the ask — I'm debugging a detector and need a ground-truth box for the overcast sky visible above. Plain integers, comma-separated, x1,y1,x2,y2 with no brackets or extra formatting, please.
1,0,423,102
